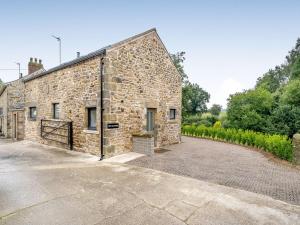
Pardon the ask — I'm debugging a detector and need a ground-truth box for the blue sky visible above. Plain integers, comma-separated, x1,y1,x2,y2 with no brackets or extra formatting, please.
0,0,299,107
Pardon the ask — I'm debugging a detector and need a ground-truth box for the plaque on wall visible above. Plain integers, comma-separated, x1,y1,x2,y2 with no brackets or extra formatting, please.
107,123,119,129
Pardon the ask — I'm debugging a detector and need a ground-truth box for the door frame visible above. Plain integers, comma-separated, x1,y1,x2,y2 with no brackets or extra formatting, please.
146,108,157,147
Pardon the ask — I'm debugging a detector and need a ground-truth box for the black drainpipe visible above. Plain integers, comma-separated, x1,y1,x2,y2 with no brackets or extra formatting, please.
99,56,105,160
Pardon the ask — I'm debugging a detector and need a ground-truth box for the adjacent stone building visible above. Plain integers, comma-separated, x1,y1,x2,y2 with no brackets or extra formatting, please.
1,29,182,158
0,59,44,139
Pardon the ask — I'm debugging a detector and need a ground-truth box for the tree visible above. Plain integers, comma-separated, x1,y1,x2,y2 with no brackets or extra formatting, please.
255,66,288,93
209,104,222,116
171,51,210,119
280,79,300,106
290,57,300,80
267,105,300,137
226,88,273,132
170,52,189,84
226,37,300,136
182,83,210,117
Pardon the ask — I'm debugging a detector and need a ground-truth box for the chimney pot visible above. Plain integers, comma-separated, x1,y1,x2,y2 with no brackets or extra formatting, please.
77,52,80,58
28,57,44,75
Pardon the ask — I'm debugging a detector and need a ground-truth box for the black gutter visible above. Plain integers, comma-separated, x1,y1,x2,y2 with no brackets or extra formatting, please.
99,57,105,160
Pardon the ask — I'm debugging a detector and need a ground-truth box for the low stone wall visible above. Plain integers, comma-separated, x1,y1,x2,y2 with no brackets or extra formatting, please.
132,134,154,156
293,134,300,164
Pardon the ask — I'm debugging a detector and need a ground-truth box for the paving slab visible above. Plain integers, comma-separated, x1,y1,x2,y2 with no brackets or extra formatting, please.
103,152,144,163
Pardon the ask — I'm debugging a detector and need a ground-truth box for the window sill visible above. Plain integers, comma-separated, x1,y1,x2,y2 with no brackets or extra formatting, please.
83,129,99,134
28,118,37,121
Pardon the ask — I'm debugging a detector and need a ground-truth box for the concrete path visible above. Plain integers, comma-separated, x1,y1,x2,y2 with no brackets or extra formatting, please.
128,136,300,206
0,140,300,225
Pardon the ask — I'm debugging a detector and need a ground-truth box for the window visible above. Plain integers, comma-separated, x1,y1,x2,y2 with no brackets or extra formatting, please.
88,107,96,130
53,103,60,119
146,109,155,132
0,108,3,116
170,109,176,120
29,107,37,119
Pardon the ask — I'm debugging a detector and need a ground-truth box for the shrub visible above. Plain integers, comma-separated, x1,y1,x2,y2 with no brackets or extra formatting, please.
182,125,294,161
213,121,222,128
183,113,217,127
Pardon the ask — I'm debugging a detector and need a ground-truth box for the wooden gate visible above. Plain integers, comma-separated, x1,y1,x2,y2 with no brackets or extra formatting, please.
41,119,73,150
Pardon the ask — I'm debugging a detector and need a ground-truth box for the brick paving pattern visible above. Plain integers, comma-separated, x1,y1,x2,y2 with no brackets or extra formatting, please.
128,136,300,205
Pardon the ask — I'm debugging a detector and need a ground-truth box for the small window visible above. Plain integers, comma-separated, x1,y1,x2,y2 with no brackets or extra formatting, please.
29,107,37,119
170,109,176,120
53,103,60,119
0,108,3,116
88,107,96,130
146,109,155,132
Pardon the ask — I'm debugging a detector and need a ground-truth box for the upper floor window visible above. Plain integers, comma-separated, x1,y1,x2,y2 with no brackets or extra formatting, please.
170,109,176,120
29,107,37,119
87,107,96,130
53,103,60,119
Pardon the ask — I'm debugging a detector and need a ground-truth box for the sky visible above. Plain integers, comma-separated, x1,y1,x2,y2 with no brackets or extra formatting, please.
0,0,299,108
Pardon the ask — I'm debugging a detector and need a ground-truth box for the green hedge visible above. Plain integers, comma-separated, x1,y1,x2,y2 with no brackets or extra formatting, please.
182,125,294,162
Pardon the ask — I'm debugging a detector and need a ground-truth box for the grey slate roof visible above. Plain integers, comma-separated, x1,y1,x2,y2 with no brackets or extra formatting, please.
0,85,7,96
23,28,157,82
23,68,46,81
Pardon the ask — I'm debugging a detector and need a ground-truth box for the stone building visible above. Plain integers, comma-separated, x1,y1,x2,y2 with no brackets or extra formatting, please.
0,59,44,139
2,29,181,158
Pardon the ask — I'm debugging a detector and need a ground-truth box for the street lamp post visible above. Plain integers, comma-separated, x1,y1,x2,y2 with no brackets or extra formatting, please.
52,35,61,64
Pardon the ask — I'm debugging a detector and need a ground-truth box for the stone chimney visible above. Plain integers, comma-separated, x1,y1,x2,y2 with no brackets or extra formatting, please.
28,57,43,75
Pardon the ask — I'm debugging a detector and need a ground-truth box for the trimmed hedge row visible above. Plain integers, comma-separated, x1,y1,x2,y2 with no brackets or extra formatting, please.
182,125,294,161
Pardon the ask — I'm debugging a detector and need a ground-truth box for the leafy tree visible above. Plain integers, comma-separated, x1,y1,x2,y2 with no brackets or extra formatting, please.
226,37,300,136
171,51,210,119
267,105,300,137
290,57,300,80
182,83,210,117
286,38,300,66
255,38,300,92
255,66,288,93
209,104,222,116
280,79,300,106
171,52,189,84
226,88,273,132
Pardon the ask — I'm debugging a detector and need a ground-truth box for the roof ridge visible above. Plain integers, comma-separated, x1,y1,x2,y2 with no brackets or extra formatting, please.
107,28,157,50
22,28,157,82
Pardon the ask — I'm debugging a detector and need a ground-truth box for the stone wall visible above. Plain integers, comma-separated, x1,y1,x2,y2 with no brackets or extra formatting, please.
7,79,25,139
24,56,102,155
103,30,181,156
132,135,154,156
0,79,25,139
0,88,8,136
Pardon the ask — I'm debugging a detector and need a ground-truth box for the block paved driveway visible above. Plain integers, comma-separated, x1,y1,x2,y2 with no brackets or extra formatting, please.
128,136,300,206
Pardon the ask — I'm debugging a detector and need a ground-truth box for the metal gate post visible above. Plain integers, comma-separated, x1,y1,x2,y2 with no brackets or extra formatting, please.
68,121,73,150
